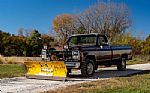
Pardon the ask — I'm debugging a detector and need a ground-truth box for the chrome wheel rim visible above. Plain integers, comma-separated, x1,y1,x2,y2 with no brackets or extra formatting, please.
87,62,94,75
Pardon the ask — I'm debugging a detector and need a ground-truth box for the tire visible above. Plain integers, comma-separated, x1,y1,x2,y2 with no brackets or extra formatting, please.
117,57,126,71
81,59,95,77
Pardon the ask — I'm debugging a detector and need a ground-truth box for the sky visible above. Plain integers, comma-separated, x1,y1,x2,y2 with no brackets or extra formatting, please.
0,0,150,38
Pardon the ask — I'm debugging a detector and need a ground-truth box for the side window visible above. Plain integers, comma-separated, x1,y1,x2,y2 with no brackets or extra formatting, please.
69,37,77,46
80,36,96,45
98,36,107,45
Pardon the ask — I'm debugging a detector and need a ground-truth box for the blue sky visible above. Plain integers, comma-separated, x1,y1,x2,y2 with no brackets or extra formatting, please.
0,0,150,38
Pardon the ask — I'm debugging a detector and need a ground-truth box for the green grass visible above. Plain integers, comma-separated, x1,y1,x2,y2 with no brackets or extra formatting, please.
0,64,27,78
89,72,150,93
127,56,150,65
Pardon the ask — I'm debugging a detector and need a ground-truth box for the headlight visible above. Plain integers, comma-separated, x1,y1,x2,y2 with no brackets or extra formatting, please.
72,51,78,55
64,45,68,49
72,51,80,60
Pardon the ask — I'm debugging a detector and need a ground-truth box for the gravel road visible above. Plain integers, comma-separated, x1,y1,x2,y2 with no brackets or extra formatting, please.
0,63,150,93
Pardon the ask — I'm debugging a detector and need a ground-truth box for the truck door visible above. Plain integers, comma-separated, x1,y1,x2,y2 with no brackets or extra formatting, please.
97,35,112,61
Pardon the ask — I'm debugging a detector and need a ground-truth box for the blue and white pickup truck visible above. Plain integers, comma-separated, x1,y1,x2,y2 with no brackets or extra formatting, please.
64,33,132,77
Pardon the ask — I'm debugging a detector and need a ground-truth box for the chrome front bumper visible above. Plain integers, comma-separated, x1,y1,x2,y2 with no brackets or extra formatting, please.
65,61,80,68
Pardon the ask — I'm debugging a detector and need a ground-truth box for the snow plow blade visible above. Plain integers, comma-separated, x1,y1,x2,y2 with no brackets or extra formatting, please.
24,61,67,80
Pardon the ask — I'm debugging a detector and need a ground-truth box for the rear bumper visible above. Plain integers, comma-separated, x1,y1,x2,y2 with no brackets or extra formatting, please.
65,61,81,69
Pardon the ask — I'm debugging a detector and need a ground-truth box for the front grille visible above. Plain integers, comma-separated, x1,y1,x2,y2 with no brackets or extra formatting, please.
64,51,72,60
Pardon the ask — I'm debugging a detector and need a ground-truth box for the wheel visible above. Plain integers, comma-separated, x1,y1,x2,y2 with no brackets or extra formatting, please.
81,59,95,77
117,57,126,71
67,68,71,76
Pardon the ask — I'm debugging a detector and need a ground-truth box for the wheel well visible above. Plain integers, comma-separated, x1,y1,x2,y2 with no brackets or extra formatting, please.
85,55,96,62
121,54,128,59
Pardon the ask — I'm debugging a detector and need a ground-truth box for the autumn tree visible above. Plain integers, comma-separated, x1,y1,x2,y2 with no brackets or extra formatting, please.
0,30,27,56
53,1,131,44
4,36,26,56
111,32,133,45
74,1,131,41
0,29,56,57
0,31,11,55
53,14,75,46
41,34,54,46
141,35,150,55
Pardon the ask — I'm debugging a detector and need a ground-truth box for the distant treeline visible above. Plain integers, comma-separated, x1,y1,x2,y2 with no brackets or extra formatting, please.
110,33,150,55
0,30,54,57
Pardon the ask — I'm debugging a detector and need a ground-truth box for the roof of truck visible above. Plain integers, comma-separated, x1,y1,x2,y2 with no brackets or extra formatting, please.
71,33,100,36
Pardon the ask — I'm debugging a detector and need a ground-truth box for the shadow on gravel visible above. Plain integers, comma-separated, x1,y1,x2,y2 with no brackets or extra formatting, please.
66,69,150,81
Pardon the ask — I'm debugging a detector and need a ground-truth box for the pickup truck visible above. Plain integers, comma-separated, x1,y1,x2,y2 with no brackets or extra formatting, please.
64,33,132,77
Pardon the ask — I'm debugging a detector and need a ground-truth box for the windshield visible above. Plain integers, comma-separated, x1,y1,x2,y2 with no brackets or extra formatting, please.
68,35,97,47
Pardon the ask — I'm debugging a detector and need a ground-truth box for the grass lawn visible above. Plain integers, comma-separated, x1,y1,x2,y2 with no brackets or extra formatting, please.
90,72,150,93
127,55,150,65
0,64,27,78
45,71,150,93
127,58,149,65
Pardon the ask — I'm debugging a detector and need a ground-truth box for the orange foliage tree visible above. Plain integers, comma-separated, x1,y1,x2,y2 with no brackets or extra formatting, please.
53,14,75,46
141,35,150,55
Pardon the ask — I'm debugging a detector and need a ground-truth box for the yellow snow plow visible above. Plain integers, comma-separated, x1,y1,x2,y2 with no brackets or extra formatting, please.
24,61,67,80
24,45,68,80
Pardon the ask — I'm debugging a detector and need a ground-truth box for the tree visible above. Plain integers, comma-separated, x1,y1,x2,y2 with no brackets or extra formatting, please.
141,35,150,55
26,30,42,56
74,1,131,41
3,36,26,56
111,32,133,45
52,1,131,44
41,34,54,45
0,29,55,57
129,38,143,55
53,14,75,46
0,30,11,55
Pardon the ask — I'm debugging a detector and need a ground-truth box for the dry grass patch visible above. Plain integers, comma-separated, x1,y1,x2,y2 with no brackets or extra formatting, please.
43,79,127,93
127,55,150,65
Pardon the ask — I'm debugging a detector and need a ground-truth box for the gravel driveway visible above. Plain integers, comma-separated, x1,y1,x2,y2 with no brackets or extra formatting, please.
0,63,150,93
